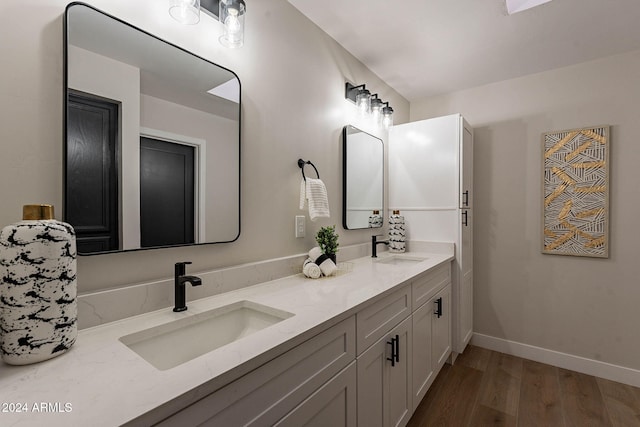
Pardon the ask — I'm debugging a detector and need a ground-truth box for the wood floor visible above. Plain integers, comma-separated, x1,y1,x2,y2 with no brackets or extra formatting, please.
408,345,640,427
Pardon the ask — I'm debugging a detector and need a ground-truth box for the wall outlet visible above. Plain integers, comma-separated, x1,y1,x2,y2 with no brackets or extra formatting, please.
295,215,306,238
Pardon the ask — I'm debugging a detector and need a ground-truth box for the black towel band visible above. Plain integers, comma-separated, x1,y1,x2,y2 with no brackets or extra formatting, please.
315,254,329,265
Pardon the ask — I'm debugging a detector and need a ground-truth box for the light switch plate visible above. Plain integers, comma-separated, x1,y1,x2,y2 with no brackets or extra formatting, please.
295,215,306,238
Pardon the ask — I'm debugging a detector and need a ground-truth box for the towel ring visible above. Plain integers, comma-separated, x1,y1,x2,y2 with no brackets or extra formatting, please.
298,159,320,181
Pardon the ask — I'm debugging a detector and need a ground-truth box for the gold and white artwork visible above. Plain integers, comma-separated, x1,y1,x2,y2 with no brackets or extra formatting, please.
542,126,609,257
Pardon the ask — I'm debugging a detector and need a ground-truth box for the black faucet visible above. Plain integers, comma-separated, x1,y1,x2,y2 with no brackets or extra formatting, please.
371,235,389,258
173,262,202,312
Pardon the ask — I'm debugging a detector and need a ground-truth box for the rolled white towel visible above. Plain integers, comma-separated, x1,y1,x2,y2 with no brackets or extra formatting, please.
308,247,337,277
302,259,322,279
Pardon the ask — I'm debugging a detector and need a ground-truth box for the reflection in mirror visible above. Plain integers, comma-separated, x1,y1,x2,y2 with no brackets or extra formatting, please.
342,125,384,230
64,3,240,255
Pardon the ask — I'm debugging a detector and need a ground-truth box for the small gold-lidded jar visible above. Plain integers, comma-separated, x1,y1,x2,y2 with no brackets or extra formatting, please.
22,204,55,220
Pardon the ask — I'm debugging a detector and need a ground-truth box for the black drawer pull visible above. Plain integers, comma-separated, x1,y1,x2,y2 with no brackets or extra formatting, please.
435,297,443,318
394,334,399,363
386,335,400,366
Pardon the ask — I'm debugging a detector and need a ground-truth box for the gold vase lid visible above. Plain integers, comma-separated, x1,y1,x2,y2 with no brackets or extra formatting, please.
23,204,54,220
393,210,400,215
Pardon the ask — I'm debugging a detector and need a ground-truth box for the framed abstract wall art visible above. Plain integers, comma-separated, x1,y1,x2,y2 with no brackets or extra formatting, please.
542,125,610,258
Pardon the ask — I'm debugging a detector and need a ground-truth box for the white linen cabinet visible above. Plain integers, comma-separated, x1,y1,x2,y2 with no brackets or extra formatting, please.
390,114,473,355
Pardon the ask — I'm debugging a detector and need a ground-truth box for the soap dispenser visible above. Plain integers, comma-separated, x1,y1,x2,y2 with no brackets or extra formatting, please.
0,205,77,365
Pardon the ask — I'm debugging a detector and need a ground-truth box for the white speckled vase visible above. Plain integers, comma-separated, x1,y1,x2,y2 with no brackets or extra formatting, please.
389,210,406,253
0,205,77,365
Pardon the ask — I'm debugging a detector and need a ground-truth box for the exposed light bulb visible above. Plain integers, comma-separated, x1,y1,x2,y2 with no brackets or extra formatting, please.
219,0,246,48
358,101,369,115
382,106,394,129
371,107,381,123
224,11,241,40
356,90,371,116
370,99,383,125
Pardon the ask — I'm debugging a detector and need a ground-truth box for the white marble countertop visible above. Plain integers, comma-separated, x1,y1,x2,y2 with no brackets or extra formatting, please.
0,248,453,426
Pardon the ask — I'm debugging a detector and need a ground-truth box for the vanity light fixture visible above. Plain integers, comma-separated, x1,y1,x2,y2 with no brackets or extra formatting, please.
356,89,371,115
382,102,394,129
345,83,370,115
169,0,201,25
370,95,383,124
171,0,247,48
345,82,394,129
218,0,246,48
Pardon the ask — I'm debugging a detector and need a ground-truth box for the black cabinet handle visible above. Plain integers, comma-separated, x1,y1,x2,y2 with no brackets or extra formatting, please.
463,190,469,206
386,334,400,366
394,334,400,363
386,336,396,367
462,210,468,227
435,297,443,318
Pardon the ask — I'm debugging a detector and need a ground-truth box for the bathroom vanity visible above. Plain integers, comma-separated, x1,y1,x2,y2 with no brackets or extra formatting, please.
0,246,453,427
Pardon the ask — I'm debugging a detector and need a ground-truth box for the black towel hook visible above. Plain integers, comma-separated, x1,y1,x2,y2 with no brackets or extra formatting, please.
298,159,320,181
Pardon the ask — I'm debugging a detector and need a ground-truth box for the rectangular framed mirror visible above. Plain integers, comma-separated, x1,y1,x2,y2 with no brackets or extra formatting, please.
64,2,241,255
342,125,384,230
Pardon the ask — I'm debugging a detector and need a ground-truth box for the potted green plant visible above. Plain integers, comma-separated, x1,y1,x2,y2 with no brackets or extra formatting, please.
316,225,339,264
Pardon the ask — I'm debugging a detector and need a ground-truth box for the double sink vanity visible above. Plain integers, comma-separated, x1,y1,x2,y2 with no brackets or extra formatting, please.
0,245,454,426
0,4,469,426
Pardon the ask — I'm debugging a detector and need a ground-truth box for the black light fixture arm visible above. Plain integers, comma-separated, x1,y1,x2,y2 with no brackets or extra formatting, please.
201,0,247,19
381,100,394,116
201,0,222,18
345,82,367,103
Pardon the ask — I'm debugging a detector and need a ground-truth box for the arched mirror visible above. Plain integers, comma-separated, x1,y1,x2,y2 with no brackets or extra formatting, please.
342,125,384,230
64,2,241,255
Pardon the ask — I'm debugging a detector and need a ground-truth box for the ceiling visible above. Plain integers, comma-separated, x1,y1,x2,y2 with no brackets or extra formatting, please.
288,0,640,101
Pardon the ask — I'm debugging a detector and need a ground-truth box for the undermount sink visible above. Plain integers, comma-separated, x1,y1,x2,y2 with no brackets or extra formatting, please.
375,254,428,265
119,300,294,370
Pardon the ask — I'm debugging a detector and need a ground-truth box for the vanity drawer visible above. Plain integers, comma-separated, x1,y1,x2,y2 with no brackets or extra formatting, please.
356,285,411,355
412,262,451,311
157,316,355,426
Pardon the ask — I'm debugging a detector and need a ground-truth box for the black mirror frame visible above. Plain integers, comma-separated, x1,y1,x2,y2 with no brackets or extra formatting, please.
63,2,242,255
342,125,384,230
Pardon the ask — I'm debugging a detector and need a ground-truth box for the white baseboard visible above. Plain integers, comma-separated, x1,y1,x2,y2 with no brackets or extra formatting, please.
471,333,640,388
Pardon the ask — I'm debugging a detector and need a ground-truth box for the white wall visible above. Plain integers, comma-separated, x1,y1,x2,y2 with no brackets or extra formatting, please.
411,49,640,371
0,0,408,293
140,94,239,242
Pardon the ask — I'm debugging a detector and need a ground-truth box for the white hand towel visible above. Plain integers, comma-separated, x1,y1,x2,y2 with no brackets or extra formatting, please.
299,179,307,210
302,258,322,279
299,178,330,221
308,247,337,276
